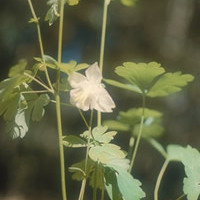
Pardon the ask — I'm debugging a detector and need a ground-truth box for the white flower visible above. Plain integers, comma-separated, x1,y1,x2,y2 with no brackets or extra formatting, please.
68,62,115,112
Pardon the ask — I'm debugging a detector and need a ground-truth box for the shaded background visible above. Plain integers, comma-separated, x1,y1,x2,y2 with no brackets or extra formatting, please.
0,0,200,199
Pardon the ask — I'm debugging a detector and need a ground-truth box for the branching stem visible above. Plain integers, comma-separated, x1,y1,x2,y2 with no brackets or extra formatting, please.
27,0,54,91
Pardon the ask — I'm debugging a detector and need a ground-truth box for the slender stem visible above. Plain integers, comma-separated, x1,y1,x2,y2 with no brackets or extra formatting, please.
55,0,67,200
154,159,169,200
24,72,53,93
50,100,74,107
93,162,98,200
27,0,54,91
100,184,105,200
21,90,49,94
128,94,146,172
78,109,89,129
97,0,110,126
175,194,186,200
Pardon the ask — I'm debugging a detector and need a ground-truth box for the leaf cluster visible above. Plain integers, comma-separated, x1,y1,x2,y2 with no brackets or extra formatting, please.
105,62,194,98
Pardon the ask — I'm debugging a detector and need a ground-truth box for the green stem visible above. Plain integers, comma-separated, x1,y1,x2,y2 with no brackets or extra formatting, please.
55,0,67,200
154,159,169,200
175,194,186,200
128,94,146,172
97,0,110,126
24,72,53,93
27,0,54,91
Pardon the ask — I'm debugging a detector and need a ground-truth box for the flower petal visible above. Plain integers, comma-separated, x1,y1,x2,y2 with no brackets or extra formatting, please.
68,72,86,88
92,86,115,112
86,62,102,83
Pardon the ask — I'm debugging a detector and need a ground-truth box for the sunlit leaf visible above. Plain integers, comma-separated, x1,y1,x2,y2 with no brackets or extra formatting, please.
104,165,145,200
112,62,194,97
104,78,142,93
63,135,87,148
89,144,126,164
166,145,200,200
115,62,165,94
147,72,194,97
92,126,117,144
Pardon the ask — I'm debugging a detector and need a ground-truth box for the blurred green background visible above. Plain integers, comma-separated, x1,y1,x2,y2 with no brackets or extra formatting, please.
0,0,200,199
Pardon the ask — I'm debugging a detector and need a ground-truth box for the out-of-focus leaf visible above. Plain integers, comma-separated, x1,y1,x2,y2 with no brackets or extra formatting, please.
103,120,130,132
24,93,50,122
89,144,126,164
148,138,167,158
8,59,27,78
147,72,194,97
104,165,145,200
115,62,165,94
111,108,163,139
45,0,60,26
167,144,184,162
67,0,81,6
120,0,138,7
63,135,87,148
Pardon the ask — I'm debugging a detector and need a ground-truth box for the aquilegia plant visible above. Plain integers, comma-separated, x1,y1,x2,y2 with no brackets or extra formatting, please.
0,0,199,200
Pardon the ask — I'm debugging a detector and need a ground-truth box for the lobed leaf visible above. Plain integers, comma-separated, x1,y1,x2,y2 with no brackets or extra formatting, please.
63,135,87,148
147,72,194,97
104,165,145,200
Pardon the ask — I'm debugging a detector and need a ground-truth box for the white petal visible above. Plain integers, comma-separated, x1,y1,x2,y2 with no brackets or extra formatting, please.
70,88,90,111
86,62,102,83
68,72,87,88
93,87,115,113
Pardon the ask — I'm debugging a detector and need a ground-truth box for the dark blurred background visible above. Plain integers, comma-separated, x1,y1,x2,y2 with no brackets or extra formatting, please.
0,0,200,199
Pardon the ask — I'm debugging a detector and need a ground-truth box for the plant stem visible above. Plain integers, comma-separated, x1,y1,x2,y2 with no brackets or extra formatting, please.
24,72,53,93
175,194,186,200
27,0,54,91
55,0,67,200
97,0,110,126
154,159,169,200
128,94,146,172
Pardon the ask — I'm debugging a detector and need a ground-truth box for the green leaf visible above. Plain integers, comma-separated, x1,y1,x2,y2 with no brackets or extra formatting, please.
114,108,163,138
112,61,194,97
167,144,185,162
147,72,194,97
104,165,145,200
6,108,28,139
166,145,200,200
63,135,87,148
24,93,50,122
89,144,126,164
66,0,81,6
120,0,138,7
8,59,27,78
104,78,142,93
103,120,130,132
115,62,165,94
148,138,167,158
92,126,117,144
45,0,60,26
69,159,104,189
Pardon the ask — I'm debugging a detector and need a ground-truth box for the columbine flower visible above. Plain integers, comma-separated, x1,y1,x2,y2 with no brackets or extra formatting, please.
68,62,115,112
